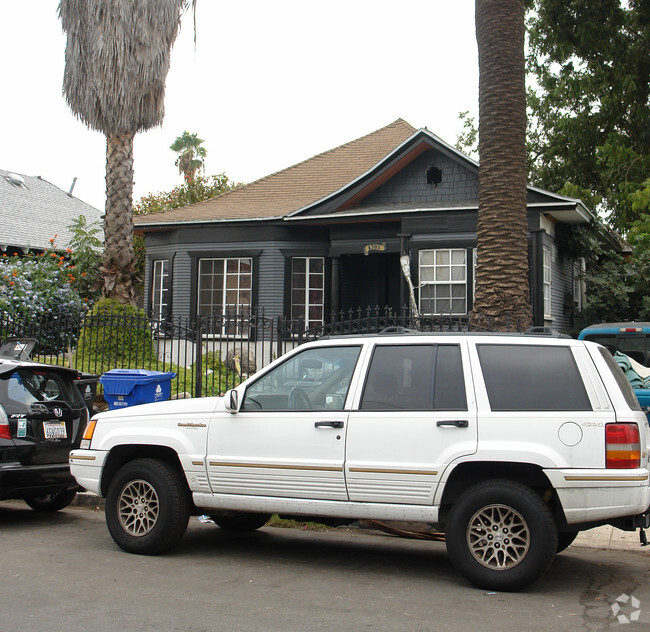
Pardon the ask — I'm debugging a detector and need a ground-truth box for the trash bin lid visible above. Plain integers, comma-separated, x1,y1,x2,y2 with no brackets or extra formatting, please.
100,369,177,396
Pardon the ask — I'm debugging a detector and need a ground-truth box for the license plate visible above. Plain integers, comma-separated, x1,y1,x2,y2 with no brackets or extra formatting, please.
43,421,67,440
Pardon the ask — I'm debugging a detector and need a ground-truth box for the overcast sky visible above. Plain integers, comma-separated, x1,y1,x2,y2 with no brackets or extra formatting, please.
1,1,479,212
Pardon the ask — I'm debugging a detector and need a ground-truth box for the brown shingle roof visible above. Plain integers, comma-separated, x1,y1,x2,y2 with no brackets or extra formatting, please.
134,119,417,226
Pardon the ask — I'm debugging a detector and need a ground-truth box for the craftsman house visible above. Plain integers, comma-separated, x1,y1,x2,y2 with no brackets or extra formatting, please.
134,119,608,333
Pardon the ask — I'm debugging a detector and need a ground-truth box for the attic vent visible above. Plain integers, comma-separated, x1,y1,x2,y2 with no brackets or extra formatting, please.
5,173,26,188
426,167,442,186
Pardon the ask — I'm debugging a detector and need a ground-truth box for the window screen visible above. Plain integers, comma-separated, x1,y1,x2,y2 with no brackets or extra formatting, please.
477,344,591,411
360,344,467,411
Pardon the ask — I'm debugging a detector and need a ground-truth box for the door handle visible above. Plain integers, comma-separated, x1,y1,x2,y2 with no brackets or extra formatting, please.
314,421,344,429
436,419,469,428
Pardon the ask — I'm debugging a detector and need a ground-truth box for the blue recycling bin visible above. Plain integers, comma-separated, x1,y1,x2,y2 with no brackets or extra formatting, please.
100,369,177,410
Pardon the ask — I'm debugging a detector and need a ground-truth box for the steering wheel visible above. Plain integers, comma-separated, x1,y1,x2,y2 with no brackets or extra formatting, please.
288,387,312,410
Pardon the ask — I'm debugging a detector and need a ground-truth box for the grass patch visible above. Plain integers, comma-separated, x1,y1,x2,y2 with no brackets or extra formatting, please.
268,514,333,531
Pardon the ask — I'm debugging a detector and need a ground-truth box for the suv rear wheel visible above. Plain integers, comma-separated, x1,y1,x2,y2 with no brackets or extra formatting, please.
445,480,557,591
24,489,77,513
105,458,190,555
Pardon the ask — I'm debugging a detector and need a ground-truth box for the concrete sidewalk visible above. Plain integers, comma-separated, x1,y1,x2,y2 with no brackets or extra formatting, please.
72,492,649,553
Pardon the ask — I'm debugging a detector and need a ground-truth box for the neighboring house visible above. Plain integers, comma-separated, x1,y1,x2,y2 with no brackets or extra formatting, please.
134,119,619,333
0,169,102,254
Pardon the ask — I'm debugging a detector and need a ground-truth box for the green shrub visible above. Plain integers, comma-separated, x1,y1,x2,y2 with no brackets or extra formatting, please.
75,299,155,374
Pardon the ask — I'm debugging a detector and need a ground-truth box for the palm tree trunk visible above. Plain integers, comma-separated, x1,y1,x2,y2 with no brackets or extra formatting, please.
472,0,532,331
102,131,137,305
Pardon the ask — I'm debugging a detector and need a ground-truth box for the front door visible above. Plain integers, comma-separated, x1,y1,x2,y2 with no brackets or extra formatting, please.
345,341,478,505
340,253,401,312
206,344,362,501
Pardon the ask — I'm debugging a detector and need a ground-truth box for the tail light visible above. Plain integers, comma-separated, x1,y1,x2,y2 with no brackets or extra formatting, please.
0,405,11,440
606,423,641,469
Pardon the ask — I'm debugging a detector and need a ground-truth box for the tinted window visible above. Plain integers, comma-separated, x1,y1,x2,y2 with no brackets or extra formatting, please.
360,345,467,411
242,346,361,411
3,368,84,408
477,344,591,411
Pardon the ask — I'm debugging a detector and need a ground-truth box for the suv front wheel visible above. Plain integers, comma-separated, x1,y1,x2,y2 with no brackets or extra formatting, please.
445,480,558,591
105,458,190,555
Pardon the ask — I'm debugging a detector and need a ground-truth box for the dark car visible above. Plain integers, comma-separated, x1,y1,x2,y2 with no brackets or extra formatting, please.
0,338,88,512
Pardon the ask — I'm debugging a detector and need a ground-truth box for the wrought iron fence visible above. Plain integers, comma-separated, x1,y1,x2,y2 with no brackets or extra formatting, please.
0,305,519,404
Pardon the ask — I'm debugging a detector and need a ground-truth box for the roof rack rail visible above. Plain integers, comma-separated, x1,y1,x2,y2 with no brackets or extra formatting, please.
524,326,571,339
378,326,419,335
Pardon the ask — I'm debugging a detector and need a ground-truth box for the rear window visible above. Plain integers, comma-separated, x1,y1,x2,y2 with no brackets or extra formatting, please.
2,368,84,409
583,333,650,367
598,347,642,411
477,344,592,412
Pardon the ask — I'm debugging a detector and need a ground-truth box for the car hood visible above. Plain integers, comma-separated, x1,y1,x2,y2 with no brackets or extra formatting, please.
93,396,225,422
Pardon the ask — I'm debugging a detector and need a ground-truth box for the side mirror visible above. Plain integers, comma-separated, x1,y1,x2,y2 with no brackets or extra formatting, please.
225,389,240,413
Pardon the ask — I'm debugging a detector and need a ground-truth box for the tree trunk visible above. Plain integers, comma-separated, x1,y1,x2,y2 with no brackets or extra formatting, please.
102,131,137,305
472,0,532,331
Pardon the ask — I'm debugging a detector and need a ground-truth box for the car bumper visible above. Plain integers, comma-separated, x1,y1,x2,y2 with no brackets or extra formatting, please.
544,467,650,524
69,450,109,496
0,461,79,500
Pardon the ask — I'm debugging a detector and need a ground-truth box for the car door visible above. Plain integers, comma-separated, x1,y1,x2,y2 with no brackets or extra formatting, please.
207,344,362,501
345,340,478,505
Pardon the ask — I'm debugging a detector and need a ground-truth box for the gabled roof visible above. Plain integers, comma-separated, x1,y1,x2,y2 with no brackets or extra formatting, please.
134,119,418,226
134,118,595,229
0,169,103,252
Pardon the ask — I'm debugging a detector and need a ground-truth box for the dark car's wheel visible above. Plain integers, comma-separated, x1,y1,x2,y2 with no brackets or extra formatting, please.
210,511,271,532
24,490,77,513
445,480,558,591
105,458,190,555
556,531,579,553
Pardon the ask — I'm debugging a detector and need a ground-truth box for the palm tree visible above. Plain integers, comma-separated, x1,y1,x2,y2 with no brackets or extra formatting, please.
170,131,207,182
472,0,532,331
59,0,194,304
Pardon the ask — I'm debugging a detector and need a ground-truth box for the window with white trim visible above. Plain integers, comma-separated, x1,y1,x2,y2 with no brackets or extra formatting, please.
291,257,324,328
543,246,552,319
198,258,252,317
151,259,170,319
419,249,467,315
573,258,585,311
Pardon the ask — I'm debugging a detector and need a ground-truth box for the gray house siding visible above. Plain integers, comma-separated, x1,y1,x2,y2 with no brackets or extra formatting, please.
360,149,478,207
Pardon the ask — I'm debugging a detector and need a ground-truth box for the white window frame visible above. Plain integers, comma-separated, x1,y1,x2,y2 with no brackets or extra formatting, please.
151,259,170,319
573,258,585,311
543,246,552,319
418,248,468,315
291,256,325,329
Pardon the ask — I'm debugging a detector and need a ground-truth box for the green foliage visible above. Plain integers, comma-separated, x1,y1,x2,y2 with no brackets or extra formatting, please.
133,173,241,216
455,110,479,159
66,215,103,301
74,298,155,374
526,0,650,231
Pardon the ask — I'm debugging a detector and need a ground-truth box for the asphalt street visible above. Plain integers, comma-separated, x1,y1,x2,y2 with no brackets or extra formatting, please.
1,501,649,632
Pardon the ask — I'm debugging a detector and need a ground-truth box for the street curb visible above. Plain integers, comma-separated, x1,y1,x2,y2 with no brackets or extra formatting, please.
74,491,105,509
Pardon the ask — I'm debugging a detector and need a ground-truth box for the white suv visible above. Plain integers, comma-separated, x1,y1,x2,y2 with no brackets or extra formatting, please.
70,330,650,591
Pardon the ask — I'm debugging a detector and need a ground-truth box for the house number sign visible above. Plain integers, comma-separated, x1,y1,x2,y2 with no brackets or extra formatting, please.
363,242,387,256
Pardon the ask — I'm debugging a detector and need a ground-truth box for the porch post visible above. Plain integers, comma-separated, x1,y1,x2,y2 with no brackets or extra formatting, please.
330,257,340,316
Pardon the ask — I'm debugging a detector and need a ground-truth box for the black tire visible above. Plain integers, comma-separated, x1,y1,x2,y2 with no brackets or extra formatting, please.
445,480,558,591
556,531,579,553
24,490,77,513
210,510,271,532
105,458,190,555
